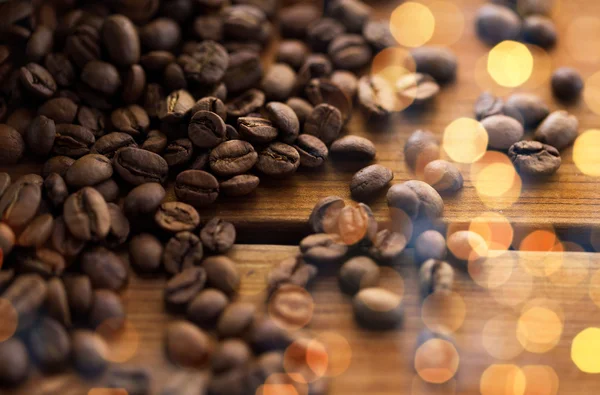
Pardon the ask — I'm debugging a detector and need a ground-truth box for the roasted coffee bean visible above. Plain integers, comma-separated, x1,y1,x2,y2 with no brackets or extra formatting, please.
45,53,76,87
18,214,54,247
0,268,14,293
28,317,70,372
387,180,444,219
339,256,379,295
165,266,207,310
261,63,297,102
81,246,127,291
201,218,236,253
105,203,129,247
25,115,55,156
226,89,265,118
357,75,397,117
304,104,342,145
64,275,93,317
246,317,295,353
474,92,520,122
65,154,113,188
307,18,346,52
175,170,219,207
140,17,181,51
187,288,229,327
20,63,57,99
209,140,258,177
42,156,75,178
124,182,165,218
353,288,403,330
336,205,376,247
166,321,211,368
163,138,194,167
160,89,194,122
75,107,103,139
101,14,140,66
3,274,47,331
277,40,310,69
0,173,10,199
350,164,393,202
0,179,41,229
238,117,278,144
129,233,163,273
0,339,29,386
212,339,251,373
534,110,578,150
203,256,240,295
396,73,440,105
508,140,561,177
217,302,256,338
143,83,164,118
224,50,262,93
163,62,187,92
447,230,488,261
106,367,151,395
188,110,226,149
46,277,71,328
523,15,556,49
482,114,525,150
404,130,440,172
330,135,376,161
53,124,95,158
411,46,457,85
89,289,125,329
14,174,43,186
298,54,333,87
91,132,137,158
219,174,260,197
419,259,453,298
552,67,584,102
308,195,345,233
143,51,175,72
51,216,86,257
155,202,200,233
64,187,110,241
0,124,25,164
300,233,348,264
256,142,300,177
141,130,168,154
19,248,66,277
476,4,521,45
72,330,108,377
223,4,266,39
306,78,352,123
327,0,370,32
163,231,204,275
122,64,146,104
114,147,169,185
265,102,300,144
423,160,464,193
505,93,549,128
267,256,317,293
80,60,121,96
328,34,372,70
294,134,328,168
330,70,358,99
111,105,150,137
38,97,78,124
415,230,447,263
192,97,227,122
268,284,314,330
279,3,321,37
363,19,395,51
7,108,35,136
180,40,229,85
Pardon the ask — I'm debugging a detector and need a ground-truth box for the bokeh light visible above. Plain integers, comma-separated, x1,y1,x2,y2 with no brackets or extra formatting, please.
426,0,465,46
447,230,489,261
0,298,17,342
474,54,513,96
258,383,299,395
543,244,589,304
284,338,328,383
377,266,406,303
522,365,559,395
311,332,352,377
469,212,514,257
516,302,563,353
96,319,139,363
443,118,488,164
518,229,558,252
565,17,600,63
482,313,524,360
471,151,522,209
411,375,456,395
268,285,315,331
468,250,515,289
370,48,416,112
389,2,435,47
487,41,534,88
414,338,459,384
490,264,534,307
573,130,600,176
572,327,600,373
421,292,466,334
480,365,526,395
260,373,306,395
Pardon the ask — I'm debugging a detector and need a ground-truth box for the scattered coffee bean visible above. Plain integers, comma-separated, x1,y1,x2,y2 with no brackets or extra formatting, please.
238,117,278,144
63,187,111,241
18,214,54,247
329,135,375,161
304,104,342,145
475,4,521,45
0,179,41,229
3,274,47,330
505,93,550,128
0,339,30,386
65,154,113,188
189,110,226,149
279,3,322,37
268,284,314,329
307,18,346,52
129,233,163,273
226,89,265,119
101,14,140,67
106,367,151,395
387,180,444,219
42,156,75,178
535,110,578,150
552,67,584,102
266,102,300,144
201,218,236,253
114,147,169,186
474,91,522,122
423,160,464,194
209,140,258,177
187,288,229,327
306,78,352,124
404,130,440,173
217,302,256,338
166,321,212,368
294,134,328,168
482,114,525,150
363,19,395,51
330,70,358,99
410,46,457,85
396,73,440,105
261,63,297,102
19,248,66,278
51,216,86,257
28,317,71,372
81,246,128,291
0,124,25,165
508,140,561,177
202,256,240,295
25,115,55,156
224,50,262,94
277,40,310,70
339,203,378,245
111,105,150,137
328,34,372,70
89,289,125,330
327,0,371,33
124,182,166,218
212,339,252,373
415,230,447,263
20,63,57,99
175,170,219,207
523,15,556,49
164,266,207,312
256,142,301,177
155,202,201,233
64,275,93,317
163,138,194,167
164,232,204,275
419,259,453,298
369,229,407,262
160,370,207,395
352,288,403,330
339,256,379,295
350,164,393,202
192,97,227,122
300,233,348,264
141,130,168,154
72,330,108,377
286,97,314,125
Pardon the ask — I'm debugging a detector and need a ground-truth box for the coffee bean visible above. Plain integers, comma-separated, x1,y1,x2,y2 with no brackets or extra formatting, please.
106,367,151,395
187,288,229,327
191,97,226,122
369,229,407,262
89,289,125,329
350,164,393,202
129,233,163,273
268,284,314,329
3,274,47,331
166,321,212,368
143,51,175,72
18,214,54,247
339,256,379,295
27,317,71,372
0,339,29,386
45,53,76,87
51,216,86,257
203,256,240,295
163,232,204,275
277,40,309,70
111,105,150,137
304,104,342,145
212,339,251,373
294,134,328,168
474,92,520,122
143,82,165,118
104,203,129,247
267,256,305,293
308,195,345,233
0,179,41,229
76,105,106,136
165,266,207,312
122,64,146,104
265,102,300,144
508,140,561,177
226,89,264,119
256,142,300,177
64,275,93,317
330,70,358,99
411,46,457,85
201,218,236,253
124,182,166,218
0,124,25,164
423,160,464,193
38,97,78,124
81,60,121,96
223,4,266,40
219,174,260,197
0,268,14,293
92,132,137,158
419,259,453,298
19,248,66,277
476,4,521,45
307,18,346,52
25,115,55,156
140,17,181,51
114,147,169,185
72,330,108,377
523,15,556,49
66,154,113,188
481,114,525,150
505,93,549,128
330,135,376,161
81,246,128,291
534,110,578,150
64,187,111,241
42,157,74,179
237,117,277,144
189,110,226,149
53,124,95,158
224,50,262,93
46,277,71,328
363,19,395,51
217,302,256,338
155,202,200,233
179,40,229,86
141,130,168,154
357,75,396,117
306,78,352,124
6,108,34,136
552,67,583,103
159,89,194,122
300,233,348,264
353,287,403,330
447,230,488,261
328,34,372,70
327,0,370,32
95,179,119,202
20,63,57,99
163,138,194,167
163,62,187,92
246,317,295,353
101,14,140,66
0,173,9,199
415,230,447,263
404,129,440,173
208,140,257,178
396,73,440,105
175,170,219,207
387,180,444,219
280,3,321,37
261,63,297,102
298,54,333,88
337,203,378,246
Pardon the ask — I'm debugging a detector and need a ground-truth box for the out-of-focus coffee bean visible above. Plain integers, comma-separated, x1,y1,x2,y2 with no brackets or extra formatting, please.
223,50,262,94
44,53,76,87
350,164,393,202
72,330,108,377
129,233,163,273
53,124,95,158
226,89,265,119
297,54,333,88
423,160,464,193
261,63,297,102
46,277,71,328
523,15,556,49
476,4,521,45
212,339,251,373
396,73,440,105
202,256,240,295
140,18,181,51
164,266,207,311
200,218,236,253
304,104,342,145
419,259,453,298
106,367,151,395
51,216,86,258
327,0,371,33
277,40,309,70
28,317,71,372
111,105,150,137
42,156,75,178
65,154,113,188
141,130,168,154
163,232,204,275
7,108,34,136
508,140,561,177
101,14,140,66
123,64,146,104
3,274,47,331
155,201,200,233
19,63,57,99
64,275,93,317
404,130,440,173
300,233,348,264
356,75,397,118
330,70,358,99
25,115,56,157
330,135,376,161
306,78,353,124
81,246,128,291
124,182,165,218
415,230,447,263
363,19,395,51
166,321,212,368
387,180,444,219
80,60,121,96
534,110,578,150
552,67,583,102
0,179,41,229
38,97,78,124
187,288,229,327
369,229,407,262
352,288,403,330
505,93,549,128
217,302,256,338
88,289,125,330
0,124,25,165
308,195,345,234
328,34,372,70
19,248,66,278
0,339,30,386
18,214,54,247
410,46,457,85
0,173,9,199
446,230,488,261
339,256,379,295
279,3,321,38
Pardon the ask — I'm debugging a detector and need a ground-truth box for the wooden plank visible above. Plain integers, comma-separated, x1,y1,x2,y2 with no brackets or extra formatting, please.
12,246,600,394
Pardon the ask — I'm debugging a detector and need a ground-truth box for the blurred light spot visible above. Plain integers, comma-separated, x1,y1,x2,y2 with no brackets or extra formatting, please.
468,251,515,289
268,286,315,331
370,48,416,112
517,303,563,354
480,365,526,395
88,390,128,395
519,230,557,252
422,292,466,334
490,265,533,307
0,298,17,342
389,2,435,47
572,328,600,373
284,338,328,383
260,373,306,395
447,230,488,261
520,45,553,90
414,338,459,384
589,269,600,308
96,319,139,363
238,266,269,296
311,332,352,377
573,130,600,176
566,17,600,63
482,313,524,360
469,212,514,257
427,1,464,46
522,365,559,395
443,118,488,164
258,384,299,395
474,54,513,96
411,375,456,395
388,208,414,242
471,151,522,210
487,41,533,88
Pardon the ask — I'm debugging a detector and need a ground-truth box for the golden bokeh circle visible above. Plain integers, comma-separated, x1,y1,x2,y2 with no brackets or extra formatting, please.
572,327,600,373
421,292,466,334
522,365,559,395
480,364,526,395
516,304,563,354
566,17,600,63
482,313,524,360
487,41,534,88
469,212,514,257
573,129,600,176
389,2,435,48
427,0,465,46
411,375,456,394
471,151,522,210
468,250,515,289
443,118,488,164
284,338,328,384
311,332,352,378
414,338,459,384
490,265,533,307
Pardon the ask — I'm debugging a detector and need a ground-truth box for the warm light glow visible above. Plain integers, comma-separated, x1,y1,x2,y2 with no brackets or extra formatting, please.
284,338,328,383
447,230,489,261
390,2,435,47
565,17,600,63
482,314,524,360
268,286,315,331
522,365,559,395
487,41,534,88
490,265,533,307
443,118,488,164
572,328,600,373
480,365,526,395
427,0,465,46
422,292,466,334
0,298,17,342
258,384,299,395
573,130,600,176
468,250,515,289
475,54,513,96
260,374,305,395
411,375,457,395
96,319,139,363
311,332,352,377
414,339,459,384
370,48,416,112
377,266,406,304
471,151,522,209
521,45,553,90
517,304,563,353
469,212,514,257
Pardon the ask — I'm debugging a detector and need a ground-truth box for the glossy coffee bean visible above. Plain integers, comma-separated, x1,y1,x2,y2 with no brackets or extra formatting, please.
266,102,300,144
53,124,95,158
300,233,348,264
114,147,169,185
72,330,108,377
191,97,227,121
155,202,200,233
210,141,258,178
163,138,194,167
238,117,278,144
129,233,163,273
81,60,121,96
141,130,168,154
217,302,256,338
552,67,584,102
261,63,297,102
277,40,309,70
3,274,47,331
415,230,447,263
219,174,260,197
166,321,211,368
369,229,407,262
476,4,521,45
294,134,328,168
0,339,29,386
297,54,333,88
328,34,372,70
331,70,358,99
350,164,393,202
223,4,267,39
508,140,561,177
410,46,457,85
18,214,54,247
523,15,556,49
202,256,240,295
387,180,444,219
505,93,549,128
189,110,226,149
124,182,165,218
0,124,25,164
226,89,265,118
423,160,464,193
481,114,524,150
339,256,379,295
330,135,376,161
123,65,146,104
81,246,128,291
419,259,454,298
63,187,110,241
353,288,403,330
304,104,342,145
175,170,219,207
28,317,71,372
534,110,578,150
88,289,125,330
26,115,55,156
201,218,236,253
91,132,137,159
357,75,396,118
101,14,140,66
223,50,261,94
20,63,57,99
0,179,41,229
66,154,113,188
306,78,352,124
164,266,207,310
111,105,150,137
160,89,194,122
256,142,300,177
307,18,346,52
38,97,78,124
187,288,229,327
279,3,322,37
